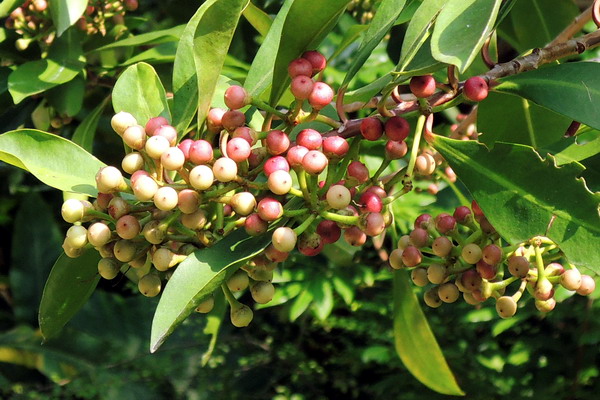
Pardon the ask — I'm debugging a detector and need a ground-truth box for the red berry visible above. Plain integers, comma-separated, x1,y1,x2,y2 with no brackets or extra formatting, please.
414,214,432,229
463,76,489,102
359,192,383,213
221,110,246,132
296,128,323,150
286,145,309,168
347,161,369,183
453,206,472,224
361,212,385,236
298,233,324,256
224,85,250,110
290,75,314,100
409,75,436,98
189,140,213,164
248,147,267,169
360,117,383,141
401,246,422,267
435,214,456,234
145,116,168,136
409,228,429,248
266,130,290,155
257,197,283,221
476,260,496,280
288,58,313,78
178,139,194,160
385,140,408,159
308,82,334,110
365,186,387,199
227,137,251,163
384,117,410,141
263,156,290,176
322,136,349,159
301,50,327,75
232,126,257,146
344,226,366,247
316,220,341,244
245,213,268,236
482,244,502,265
154,124,178,146
302,150,328,175
207,107,226,132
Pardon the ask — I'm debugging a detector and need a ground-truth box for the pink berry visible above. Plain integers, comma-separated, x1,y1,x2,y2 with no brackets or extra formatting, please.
290,75,314,100
361,212,385,236
207,107,226,132
296,128,322,150
266,130,290,155
476,260,496,280
301,50,327,75
145,116,168,136
322,136,349,159
409,75,436,98
263,156,290,176
302,150,328,175
189,140,213,164
227,137,251,162
365,186,386,199
344,226,366,247
297,232,324,256
232,126,257,146
257,197,283,221
463,76,489,102
385,140,408,159
288,58,313,78
224,85,250,110
453,206,472,224
154,124,178,146
360,117,383,141
384,116,410,141
178,139,194,160
286,145,309,168
347,161,369,183
221,110,245,132
245,213,268,236
401,246,422,267
248,147,267,169
308,82,334,110
116,215,141,240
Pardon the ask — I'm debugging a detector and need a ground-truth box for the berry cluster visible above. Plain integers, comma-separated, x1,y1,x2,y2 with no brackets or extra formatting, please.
389,202,596,318
4,0,138,50
58,50,437,328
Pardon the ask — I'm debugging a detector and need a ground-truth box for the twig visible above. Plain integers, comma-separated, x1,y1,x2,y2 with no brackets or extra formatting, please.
549,4,594,46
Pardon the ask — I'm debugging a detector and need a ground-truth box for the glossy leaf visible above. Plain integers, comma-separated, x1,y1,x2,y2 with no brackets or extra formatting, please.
311,278,334,320
244,0,294,98
171,0,247,134
112,62,170,126
47,75,86,117
269,0,351,105
71,97,110,152
150,227,273,353
49,0,87,36
121,42,177,66
39,248,102,339
332,274,354,305
431,135,600,271
289,288,313,322
393,270,464,395
10,193,62,325
243,2,272,37
494,63,600,131
340,0,407,90
478,92,571,148
431,0,501,72
201,291,226,366
8,30,85,104
0,129,105,196
398,0,447,71
329,24,368,62
91,25,185,52
540,132,600,166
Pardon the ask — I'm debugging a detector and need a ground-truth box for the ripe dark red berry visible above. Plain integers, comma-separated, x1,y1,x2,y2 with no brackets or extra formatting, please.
414,214,432,229
360,117,384,141
453,206,472,224
359,192,383,213
316,220,341,244
301,50,327,75
409,75,436,98
347,161,369,184
288,58,313,78
463,76,489,102
384,116,410,141
322,136,349,159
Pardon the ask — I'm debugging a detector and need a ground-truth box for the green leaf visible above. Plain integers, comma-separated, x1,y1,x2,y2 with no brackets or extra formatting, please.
329,24,368,62
504,0,578,53
90,25,185,52
495,63,600,131
39,248,101,340
112,62,170,126
46,75,86,117
431,0,501,72
150,227,273,353
10,193,62,325
311,278,334,321
478,92,571,148
340,0,407,90
393,270,464,396
8,29,85,104
243,1,272,37
540,131,600,166
201,290,226,366
332,274,354,305
121,42,177,66
431,135,600,271
244,0,294,98
0,129,106,196
171,0,248,134
49,0,88,37
398,0,447,72
0,0,21,18
289,288,313,322
269,0,351,105
71,97,110,152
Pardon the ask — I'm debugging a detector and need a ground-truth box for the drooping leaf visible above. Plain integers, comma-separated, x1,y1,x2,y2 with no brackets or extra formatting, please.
0,129,106,196
46,75,86,117
397,0,447,72
478,92,571,148
71,97,110,152
112,62,170,126
49,0,88,36
494,63,600,131
269,0,351,105
39,248,102,339
243,1,272,37
393,270,464,396
340,0,407,90
431,135,600,271
244,0,294,98
8,29,85,104
431,0,501,72
150,227,273,353
171,0,248,134
10,193,62,325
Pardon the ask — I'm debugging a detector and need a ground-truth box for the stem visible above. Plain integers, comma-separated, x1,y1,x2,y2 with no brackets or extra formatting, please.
221,283,241,308
405,114,426,178
383,167,408,192
313,113,342,129
296,169,311,203
284,208,310,217
320,211,359,225
370,159,391,184
512,279,527,302
288,187,305,198
308,174,318,208
214,203,224,233
534,241,546,280
293,214,317,235
158,210,182,231
252,98,287,120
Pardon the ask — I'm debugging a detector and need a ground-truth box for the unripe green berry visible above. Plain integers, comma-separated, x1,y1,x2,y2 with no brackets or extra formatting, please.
427,264,447,284
122,152,145,174
423,288,442,308
227,270,249,292
98,258,121,280
213,157,238,182
251,281,275,304
96,166,127,194
154,186,178,211
535,298,556,313
114,239,137,262
230,304,253,327
189,165,214,190
389,248,404,269
87,222,112,247
495,296,517,318
560,268,582,291
142,220,166,244
438,282,460,303
111,112,137,136
61,199,86,223
122,124,146,150
181,209,208,230
461,243,482,264
247,268,273,282
230,192,256,216
397,235,410,250
326,185,351,210
138,274,162,297
62,241,83,258
411,267,428,287
195,295,215,313
133,175,159,201
65,225,88,249
271,227,297,253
